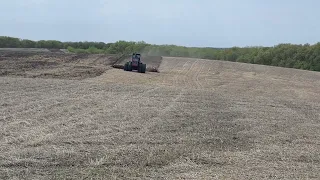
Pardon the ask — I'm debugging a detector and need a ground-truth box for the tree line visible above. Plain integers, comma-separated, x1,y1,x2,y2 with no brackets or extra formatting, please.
1,36,319,71
0,36,113,49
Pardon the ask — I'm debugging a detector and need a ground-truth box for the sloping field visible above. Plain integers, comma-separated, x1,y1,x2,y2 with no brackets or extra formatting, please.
0,56,320,179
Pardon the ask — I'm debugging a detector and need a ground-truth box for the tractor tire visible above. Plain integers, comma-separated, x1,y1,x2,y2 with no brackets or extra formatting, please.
141,63,146,73
128,62,132,71
124,62,128,71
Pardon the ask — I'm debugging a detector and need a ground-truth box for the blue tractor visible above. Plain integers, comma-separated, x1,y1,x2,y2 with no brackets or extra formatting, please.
124,53,146,73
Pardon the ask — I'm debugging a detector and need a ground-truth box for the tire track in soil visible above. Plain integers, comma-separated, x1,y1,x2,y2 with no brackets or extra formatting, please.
158,57,207,89
183,59,200,89
190,59,201,89
173,59,193,88
202,61,216,90
200,60,246,90
134,89,184,138
159,57,183,86
130,57,205,138
193,60,207,89
122,57,195,141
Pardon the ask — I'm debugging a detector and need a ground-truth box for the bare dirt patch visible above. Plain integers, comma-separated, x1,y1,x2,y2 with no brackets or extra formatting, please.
0,51,119,80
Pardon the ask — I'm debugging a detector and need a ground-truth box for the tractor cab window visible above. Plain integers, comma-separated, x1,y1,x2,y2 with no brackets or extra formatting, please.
132,54,141,61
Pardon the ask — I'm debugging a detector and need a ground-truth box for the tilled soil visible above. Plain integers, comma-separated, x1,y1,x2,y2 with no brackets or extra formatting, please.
0,52,119,80
0,56,320,179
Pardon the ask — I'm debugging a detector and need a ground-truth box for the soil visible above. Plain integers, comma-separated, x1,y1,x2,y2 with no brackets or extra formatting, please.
0,51,119,80
0,52,319,179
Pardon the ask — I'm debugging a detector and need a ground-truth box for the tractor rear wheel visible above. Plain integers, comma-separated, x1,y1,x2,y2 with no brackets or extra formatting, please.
141,63,146,73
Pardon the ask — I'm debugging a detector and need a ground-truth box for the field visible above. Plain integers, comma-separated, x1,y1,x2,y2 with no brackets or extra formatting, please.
0,50,320,179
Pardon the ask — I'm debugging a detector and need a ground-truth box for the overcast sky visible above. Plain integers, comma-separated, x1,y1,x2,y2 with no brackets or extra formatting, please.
0,0,319,47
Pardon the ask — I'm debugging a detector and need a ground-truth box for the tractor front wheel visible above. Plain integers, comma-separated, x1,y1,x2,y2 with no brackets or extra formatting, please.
127,62,132,71
124,62,128,71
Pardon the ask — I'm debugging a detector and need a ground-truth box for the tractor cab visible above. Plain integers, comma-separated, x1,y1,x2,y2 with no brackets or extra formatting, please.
131,53,141,67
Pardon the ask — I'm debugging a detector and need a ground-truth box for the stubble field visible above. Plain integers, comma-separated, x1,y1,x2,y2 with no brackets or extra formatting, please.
0,52,320,179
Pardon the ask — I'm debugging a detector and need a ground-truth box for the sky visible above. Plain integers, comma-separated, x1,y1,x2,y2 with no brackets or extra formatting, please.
0,0,319,47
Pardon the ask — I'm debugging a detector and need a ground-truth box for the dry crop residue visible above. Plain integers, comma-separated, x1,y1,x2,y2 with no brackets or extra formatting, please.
0,55,320,179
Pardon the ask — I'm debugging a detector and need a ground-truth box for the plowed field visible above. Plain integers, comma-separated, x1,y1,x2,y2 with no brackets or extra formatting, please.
0,54,320,179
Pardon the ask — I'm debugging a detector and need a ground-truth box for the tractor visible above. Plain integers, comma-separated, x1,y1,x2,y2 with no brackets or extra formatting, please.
124,53,146,73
